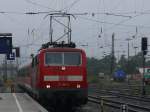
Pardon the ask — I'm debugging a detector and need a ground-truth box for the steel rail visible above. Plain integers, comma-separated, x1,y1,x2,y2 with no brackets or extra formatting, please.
88,95,150,112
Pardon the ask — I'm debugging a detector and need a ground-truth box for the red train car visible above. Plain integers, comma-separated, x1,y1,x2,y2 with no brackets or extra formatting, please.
18,47,88,107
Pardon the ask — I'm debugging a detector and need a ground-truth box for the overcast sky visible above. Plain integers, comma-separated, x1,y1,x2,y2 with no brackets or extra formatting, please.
0,0,150,63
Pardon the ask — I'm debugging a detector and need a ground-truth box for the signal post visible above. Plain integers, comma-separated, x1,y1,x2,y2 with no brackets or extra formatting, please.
141,37,148,96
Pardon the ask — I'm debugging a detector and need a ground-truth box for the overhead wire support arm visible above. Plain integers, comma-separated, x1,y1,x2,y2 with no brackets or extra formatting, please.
53,18,71,30
44,12,76,20
41,12,87,49
49,16,53,43
44,12,76,45
54,32,69,42
68,15,71,44
52,17,72,43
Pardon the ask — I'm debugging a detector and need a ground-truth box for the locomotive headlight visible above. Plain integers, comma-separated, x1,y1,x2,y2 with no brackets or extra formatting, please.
77,84,81,88
46,85,51,88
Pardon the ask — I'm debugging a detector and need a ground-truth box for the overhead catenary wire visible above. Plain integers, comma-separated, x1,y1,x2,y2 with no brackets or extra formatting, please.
62,0,82,11
111,0,122,11
78,16,150,29
0,0,145,60
0,13,44,48
0,11,147,43
89,12,132,18
0,10,55,47
18,43,41,47
23,0,57,11
1,10,150,19
105,14,141,31
1,13,24,25
0,11,62,15
0,13,147,49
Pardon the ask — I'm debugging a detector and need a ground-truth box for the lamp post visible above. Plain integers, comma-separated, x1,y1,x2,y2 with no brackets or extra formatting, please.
141,37,148,96
126,38,132,84
134,46,138,56
126,38,132,64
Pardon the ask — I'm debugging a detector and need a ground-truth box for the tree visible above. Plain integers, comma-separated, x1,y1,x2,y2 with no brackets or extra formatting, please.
87,52,148,76
117,55,127,72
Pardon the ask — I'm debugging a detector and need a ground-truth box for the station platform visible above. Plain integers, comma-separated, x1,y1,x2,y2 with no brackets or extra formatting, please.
0,93,48,112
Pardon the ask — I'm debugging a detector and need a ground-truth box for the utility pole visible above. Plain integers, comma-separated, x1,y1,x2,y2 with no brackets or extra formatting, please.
110,33,115,75
49,16,53,43
142,53,146,95
127,39,131,62
116,50,121,62
134,46,138,56
126,38,132,73
16,58,19,79
141,37,148,96
4,55,7,82
126,38,132,84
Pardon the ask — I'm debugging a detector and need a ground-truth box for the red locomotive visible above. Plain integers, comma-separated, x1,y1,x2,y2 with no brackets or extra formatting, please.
18,42,88,109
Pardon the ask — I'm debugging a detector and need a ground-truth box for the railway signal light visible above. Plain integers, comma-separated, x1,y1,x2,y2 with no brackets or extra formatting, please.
141,37,148,55
141,37,147,95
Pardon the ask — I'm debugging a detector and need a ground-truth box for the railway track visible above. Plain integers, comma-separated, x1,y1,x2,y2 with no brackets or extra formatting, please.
89,82,150,103
96,90,150,103
89,82,142,95
88,95,150,112
88,82,150,112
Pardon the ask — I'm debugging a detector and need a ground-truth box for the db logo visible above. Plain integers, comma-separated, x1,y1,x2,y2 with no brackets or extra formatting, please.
61,66,66,71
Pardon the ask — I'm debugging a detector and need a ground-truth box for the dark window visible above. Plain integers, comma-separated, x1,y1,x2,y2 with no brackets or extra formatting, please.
64,52,81,65
45,52,62,65
45,52,81,66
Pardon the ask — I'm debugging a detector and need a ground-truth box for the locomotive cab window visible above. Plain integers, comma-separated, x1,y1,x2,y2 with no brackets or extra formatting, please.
45,52,81,66
64,52,81,65
45,52,62,65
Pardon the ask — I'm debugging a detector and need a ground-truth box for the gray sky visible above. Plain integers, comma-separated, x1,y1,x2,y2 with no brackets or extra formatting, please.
0,0,150,63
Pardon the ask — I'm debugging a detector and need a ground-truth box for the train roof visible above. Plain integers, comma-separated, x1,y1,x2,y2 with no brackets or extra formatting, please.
39,47,85,54
38,42,86,54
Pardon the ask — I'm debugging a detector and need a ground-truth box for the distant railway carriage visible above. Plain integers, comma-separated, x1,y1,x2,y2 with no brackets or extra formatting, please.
113,70,126,81
17,46,88,108
143,67,150,84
